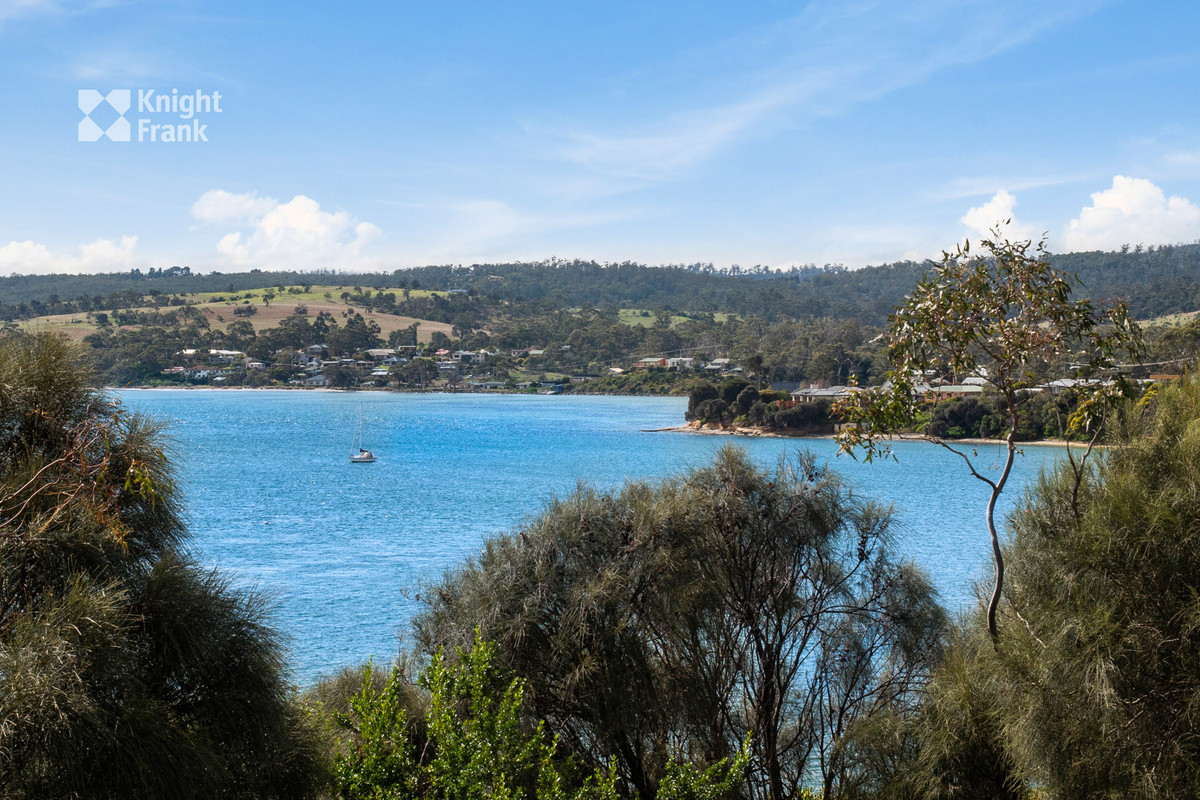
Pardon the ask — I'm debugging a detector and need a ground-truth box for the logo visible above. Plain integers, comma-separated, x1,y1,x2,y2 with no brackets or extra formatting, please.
78,89,130,141
78,88,224,143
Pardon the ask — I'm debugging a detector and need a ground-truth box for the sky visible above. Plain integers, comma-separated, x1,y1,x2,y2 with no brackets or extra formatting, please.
1,0,1199,275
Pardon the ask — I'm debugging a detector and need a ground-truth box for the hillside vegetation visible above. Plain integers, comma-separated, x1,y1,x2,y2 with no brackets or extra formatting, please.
4,243,1200,325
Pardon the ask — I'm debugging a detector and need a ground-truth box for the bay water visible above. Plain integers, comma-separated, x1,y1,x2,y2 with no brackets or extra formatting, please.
117,389,1062,684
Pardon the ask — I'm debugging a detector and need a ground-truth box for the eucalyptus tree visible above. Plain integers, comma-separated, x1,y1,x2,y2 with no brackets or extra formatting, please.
835,229,1142,643
415,447,945,800
0,333,324,799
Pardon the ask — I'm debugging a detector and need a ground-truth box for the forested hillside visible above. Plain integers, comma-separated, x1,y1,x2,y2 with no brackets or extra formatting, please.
3,242,1200,324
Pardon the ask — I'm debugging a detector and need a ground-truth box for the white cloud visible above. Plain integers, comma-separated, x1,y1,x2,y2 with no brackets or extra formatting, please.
191,189,279,224
1061,176,1200,252
192,190,382,267
960,190,1040,244
0,235,141,275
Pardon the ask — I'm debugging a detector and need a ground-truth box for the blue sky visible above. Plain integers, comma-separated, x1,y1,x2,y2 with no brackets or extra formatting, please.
2,0,1199,274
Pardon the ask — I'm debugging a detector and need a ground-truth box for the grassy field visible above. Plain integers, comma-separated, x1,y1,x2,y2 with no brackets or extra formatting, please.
617,309,726,328
18,284,454,343
1141,310,1200,328
181,284,442,304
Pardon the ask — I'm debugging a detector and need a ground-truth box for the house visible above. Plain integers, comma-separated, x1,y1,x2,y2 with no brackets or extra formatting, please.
791,386,856,403
527,349,545,357
364,348,396,362
302,373,331,387
924,384,984,401
881,378,984,403
452,350,486,364
667,357,695,369
1037,378,1102,396
633,357,668,370
207,349,244,364
704,358,733,372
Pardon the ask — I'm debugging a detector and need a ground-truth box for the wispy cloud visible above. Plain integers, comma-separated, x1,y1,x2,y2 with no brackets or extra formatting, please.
0,0,123,25
529,0,1095,187
935,173,1090,200
406,199,644,263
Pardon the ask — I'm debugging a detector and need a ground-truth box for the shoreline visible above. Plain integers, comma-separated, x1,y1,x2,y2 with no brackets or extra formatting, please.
107,385,684,400
647,423,1098,448
108,389,1097,449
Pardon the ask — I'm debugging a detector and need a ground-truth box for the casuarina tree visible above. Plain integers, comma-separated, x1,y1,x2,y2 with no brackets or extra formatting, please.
416,447,945,800
0,333,324,799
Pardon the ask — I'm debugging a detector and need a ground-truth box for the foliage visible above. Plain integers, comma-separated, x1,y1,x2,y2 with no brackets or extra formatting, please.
334,632,749,800
982,372,1200,797
840,374,1200,798
925,391,1076,441
0,333,326,799
837,230,1143,642
415,447,945,800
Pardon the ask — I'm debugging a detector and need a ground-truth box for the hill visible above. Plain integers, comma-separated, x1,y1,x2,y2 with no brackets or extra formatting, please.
3,243,1200,325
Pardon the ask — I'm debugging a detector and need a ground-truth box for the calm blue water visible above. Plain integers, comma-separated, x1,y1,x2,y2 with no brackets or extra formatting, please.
116,389,1062,684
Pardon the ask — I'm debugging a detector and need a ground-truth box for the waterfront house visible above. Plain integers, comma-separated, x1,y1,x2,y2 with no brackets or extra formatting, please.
452,350,486,364
791,386,856,403
704,358,733,373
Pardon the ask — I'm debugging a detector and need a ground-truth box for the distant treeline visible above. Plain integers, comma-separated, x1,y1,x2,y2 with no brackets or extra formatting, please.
4,242,1200,323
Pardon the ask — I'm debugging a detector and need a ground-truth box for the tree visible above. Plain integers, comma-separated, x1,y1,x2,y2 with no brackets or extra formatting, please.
325,362,358,389
0,333,324,798
744,353,766,389
835,229,1142,643
983,374,1200,797
226,318,257,349
416,447,944,800
399,357,438,389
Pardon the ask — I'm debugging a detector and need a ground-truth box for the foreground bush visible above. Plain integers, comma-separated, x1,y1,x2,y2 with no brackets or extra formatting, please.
335,632,749,800
0,333,324,799
985,374,1200,797
416,447,946,800
860,374,1200,799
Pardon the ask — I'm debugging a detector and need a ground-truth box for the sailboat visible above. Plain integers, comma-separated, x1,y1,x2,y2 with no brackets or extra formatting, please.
350,404,376,463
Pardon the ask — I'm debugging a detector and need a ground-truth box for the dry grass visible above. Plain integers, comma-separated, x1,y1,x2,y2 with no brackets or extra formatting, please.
19,294,454,344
